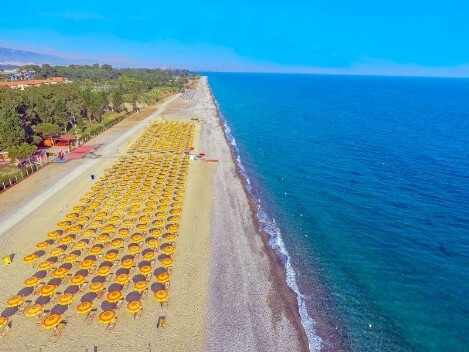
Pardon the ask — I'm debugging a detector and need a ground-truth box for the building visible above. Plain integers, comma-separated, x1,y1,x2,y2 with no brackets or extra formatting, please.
0,77,67,90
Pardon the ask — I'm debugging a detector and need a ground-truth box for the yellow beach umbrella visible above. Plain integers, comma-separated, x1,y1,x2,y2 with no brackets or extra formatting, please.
38,260,53,270
39,284,57,297
60,235,74,245
6,294,24,308
119,228,130,237
128,244,140,255
98,310,116,324
74,240,88,250
89,245,103,255
57,293,74,306
104,251,119,261
162,245,175,255
134,281,148,292
47,231,60,239
150,228,163,237
140,265,153,275
115,273,130,285
83,229,97,237
57,221,71,229
146,238,159,248
68,225,83,233
160,257,173,267
96,263,112,275
65,212,78,220
42,314,62,329
131,233,143,243
153,290,169,303
89,282,105,293
73,206,85,212
76,301,93,314
106,291,123,303
25,304,44,317
23,253,38,263
97,234,110,243
64,253,79,263
23,276,41,287
111,239,123,248
50,247,65,256
156,272,170,284
52,267,69,279
167,223,179,232
126,300,142,313
71,274,86,286
80,259,95,270
121,258,134,269
143,251,156,261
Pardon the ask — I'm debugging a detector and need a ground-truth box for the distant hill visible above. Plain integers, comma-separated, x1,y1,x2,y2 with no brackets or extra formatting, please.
0,47,71,66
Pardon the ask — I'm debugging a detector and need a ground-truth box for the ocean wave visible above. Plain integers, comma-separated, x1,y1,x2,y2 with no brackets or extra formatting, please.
209,85,322,352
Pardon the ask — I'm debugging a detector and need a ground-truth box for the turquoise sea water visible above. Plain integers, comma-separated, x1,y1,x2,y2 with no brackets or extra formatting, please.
207,73,469,351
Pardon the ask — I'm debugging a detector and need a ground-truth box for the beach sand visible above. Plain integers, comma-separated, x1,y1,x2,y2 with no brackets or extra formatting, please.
0,77,308,351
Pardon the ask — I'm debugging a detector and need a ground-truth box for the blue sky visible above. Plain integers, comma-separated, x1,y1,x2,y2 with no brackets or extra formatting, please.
1,1,469,76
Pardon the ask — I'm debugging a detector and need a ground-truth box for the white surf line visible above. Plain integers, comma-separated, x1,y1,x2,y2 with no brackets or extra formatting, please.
0,94,179,238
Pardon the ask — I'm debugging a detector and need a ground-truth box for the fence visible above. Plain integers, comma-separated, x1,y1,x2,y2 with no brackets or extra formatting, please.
0,113,130,194
0,160,52,193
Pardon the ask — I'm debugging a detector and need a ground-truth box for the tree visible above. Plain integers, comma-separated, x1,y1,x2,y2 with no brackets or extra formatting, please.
89,92,104,122
33,122,60,137
8,143,37,160
0,106,25,149
54,99,69,132
111,90,124,112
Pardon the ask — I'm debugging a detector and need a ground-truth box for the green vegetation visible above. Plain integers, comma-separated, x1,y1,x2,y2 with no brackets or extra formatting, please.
0,64,194,162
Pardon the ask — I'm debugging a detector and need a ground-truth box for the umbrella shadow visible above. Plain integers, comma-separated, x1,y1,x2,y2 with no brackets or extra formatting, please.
153,267,167,276
121,254,134,261
142,248,154,256
132,274,146,283
108,283,123,292
35,296,52,305
91,276,105,283
46,256,59,264
1,307,19,317
51,304,69,315
99,261,113,268
33,270,48,279
75,269,89,277
101,301,116,311
138,260,151,269
64,286,80,294
84,254,96,261
33,250,46,258
70,249,82,257
150,283,165,293
125,291,142,302
157,254,171,261
59,263,73,270
17,287,34,297
116,268,129,276
48,278,62,286
81,292,97,302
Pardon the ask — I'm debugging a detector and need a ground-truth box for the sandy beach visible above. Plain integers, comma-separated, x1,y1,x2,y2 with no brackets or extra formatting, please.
0,77,308,351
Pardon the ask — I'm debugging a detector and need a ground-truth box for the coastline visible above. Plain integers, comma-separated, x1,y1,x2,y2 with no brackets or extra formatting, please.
201,77,311,351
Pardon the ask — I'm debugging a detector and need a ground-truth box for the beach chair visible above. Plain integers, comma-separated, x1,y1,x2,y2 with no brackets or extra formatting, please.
33,283,45,295
18,300,32,314
36,315,46,326
145,274,151,282
104,273,114,284
115,299,124,310
141,290,148,300
53,321,67,337
86,309,97,324
79,281,88,294
62,274,72,285
97,290,105,300
157,316,166,329
134,309,143,320
0,323,11,340
106,319,117,332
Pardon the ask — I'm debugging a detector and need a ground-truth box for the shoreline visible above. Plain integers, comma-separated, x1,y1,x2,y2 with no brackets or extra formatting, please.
202,77,310,351
208,84,311,350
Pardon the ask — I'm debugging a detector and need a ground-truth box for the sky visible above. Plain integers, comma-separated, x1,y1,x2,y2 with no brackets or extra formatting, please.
1,1,469,76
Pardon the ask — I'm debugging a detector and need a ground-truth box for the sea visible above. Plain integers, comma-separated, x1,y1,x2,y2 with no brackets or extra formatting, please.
206,73,469,352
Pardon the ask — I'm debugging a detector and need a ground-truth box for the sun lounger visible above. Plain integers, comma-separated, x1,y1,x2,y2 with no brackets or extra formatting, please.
106,319,117,332
18,300,32,314
157,316,166,329
97,290,105,299
79,282,88,293
86,309,97,324
134,309,143,320
0,324,11,340
115,299,124,310
53,321,67,337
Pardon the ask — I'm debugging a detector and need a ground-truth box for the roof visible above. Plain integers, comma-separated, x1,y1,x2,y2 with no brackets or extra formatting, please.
0,77,66,87
55,134,76,141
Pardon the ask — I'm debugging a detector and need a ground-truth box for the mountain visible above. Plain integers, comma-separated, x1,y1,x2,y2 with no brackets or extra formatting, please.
0,47,71,66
